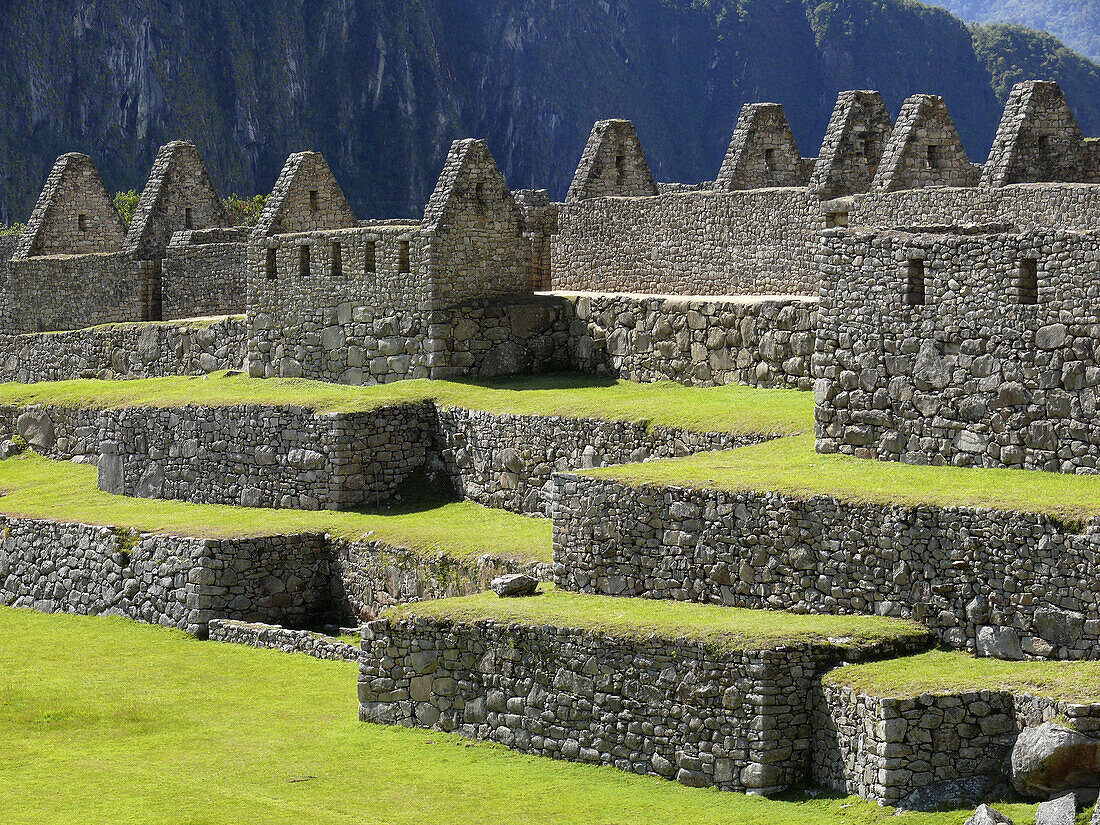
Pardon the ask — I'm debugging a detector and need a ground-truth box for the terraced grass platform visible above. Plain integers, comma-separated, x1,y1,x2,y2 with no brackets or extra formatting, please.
591,433,1100,520
385,584,930,652
0,452,549,563
2,607,1055,825
0,371,813,436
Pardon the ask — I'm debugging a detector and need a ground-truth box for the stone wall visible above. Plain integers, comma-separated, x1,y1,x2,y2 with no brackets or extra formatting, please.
433,406,765,515
551,474,1100,658
208,619,360,662
0,316,247,383
815,683,1100,805
562,292,816,388
849,183,1100,230
358,614,926,794
814,226,1100,472
97,402,435,510
0,518,331,636
7,252,141,333
162,228,248,320
0,405,101,460
551,188,823,296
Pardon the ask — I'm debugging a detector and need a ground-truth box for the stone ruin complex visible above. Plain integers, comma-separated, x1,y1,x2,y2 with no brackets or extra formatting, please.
2,78,1100,815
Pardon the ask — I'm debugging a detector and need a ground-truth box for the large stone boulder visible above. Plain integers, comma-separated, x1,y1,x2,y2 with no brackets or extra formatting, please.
1035,794,1076,825
15,408,55,451
1011,722,1100,798
896,775,1007,813
490,574,538,597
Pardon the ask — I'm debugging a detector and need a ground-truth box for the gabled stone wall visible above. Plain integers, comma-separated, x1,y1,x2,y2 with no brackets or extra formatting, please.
162,228,248,319
716,103,808,191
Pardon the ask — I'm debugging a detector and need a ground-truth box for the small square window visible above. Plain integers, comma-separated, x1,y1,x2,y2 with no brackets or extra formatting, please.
926,145,941,170
265,247,277,280
365,240,376,273
77,214,87,232
398,240,410,273
1016,258,1038,305
331,242,342,278
764,148,776,171
299,244,310,278
309,190,319,211
184,207,193,229
906,259,926,306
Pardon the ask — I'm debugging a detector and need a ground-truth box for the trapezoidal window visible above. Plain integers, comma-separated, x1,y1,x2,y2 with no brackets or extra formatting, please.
265,247,277,280
905,259,926,306
926,145,941,170
331,242,342,277
1016,258,1039,305
77,214,87,232
364,240,376,273
825,212,848,229
614,154,626,184
309,190,319,211
398,240,410,273
184,207,193,229
764,148,776,171
299,244,310,278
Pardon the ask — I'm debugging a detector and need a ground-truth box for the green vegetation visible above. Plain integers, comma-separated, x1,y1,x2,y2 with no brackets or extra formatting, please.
940,0,1100,63
593,433,1100,520
224,193,267,225
0,371,813,436
0,452,549,562
386,584,928,652
0,607,1053,825
113,189,140,227
827,649,1100,703
0,222,24,237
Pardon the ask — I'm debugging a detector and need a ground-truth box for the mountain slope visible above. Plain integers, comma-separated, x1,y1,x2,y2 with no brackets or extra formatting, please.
932,0,1100,63
1,0,1099,223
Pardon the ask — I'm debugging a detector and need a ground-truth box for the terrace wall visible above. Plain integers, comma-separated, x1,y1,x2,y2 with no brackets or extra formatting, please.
97,402,436,510
359,616,926,794
0,316,247,383
0,518,330,636
562,292,816,389
551,475,1100,659
815,683,1100,805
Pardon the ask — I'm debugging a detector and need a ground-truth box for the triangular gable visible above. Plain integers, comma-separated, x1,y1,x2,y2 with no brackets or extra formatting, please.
873,95,975,191
981,80,1088,187
422,138,523,233
715,103,806,190
16,153,126,258
809,90,894,199
253,151,358,237
124,141,229,259
565,119,659,201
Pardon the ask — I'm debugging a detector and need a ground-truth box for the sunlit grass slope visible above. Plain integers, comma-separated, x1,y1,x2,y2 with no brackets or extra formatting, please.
0,608,1051,825
0,453,550,562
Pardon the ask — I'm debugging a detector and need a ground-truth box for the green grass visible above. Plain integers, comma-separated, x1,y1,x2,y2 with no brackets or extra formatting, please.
826,650,1100,703
0,453,550,563
385,585,930,652
592,434,1100,521
0,371,813,436
0,607,1053,825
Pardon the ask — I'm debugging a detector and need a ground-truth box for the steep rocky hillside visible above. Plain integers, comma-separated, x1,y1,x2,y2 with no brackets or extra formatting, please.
1,0,1099,221
933,0,1100,62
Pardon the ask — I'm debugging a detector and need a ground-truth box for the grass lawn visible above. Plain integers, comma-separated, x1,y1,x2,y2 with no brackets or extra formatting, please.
0,607,1053,825
826,650,1100,703
385,585,930,652
0,453,551,563
0,371,813,436
591,434,1100,521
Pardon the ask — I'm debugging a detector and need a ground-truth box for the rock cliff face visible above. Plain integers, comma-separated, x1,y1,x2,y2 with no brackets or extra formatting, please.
0,0,1098,221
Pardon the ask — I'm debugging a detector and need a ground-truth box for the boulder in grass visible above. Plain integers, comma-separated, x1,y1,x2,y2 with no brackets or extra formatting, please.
1011,722,1100,798
896,775,1007,813
490,574,538,597
1035,794,1077,825
963,803,1013,825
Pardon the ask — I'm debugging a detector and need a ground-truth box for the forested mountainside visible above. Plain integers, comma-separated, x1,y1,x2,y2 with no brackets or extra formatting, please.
932,0,1100,62
2,0,1100,222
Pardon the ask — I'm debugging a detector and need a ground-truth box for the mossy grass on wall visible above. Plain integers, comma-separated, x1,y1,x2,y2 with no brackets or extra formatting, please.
826,649,1100,703
0,453,550,563
0,607,1051,825
0,371,813,437
591,433,1100,521
385,585,930,653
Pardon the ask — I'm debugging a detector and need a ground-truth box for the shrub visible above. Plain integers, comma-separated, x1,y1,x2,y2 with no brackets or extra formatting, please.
224,193,267,226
